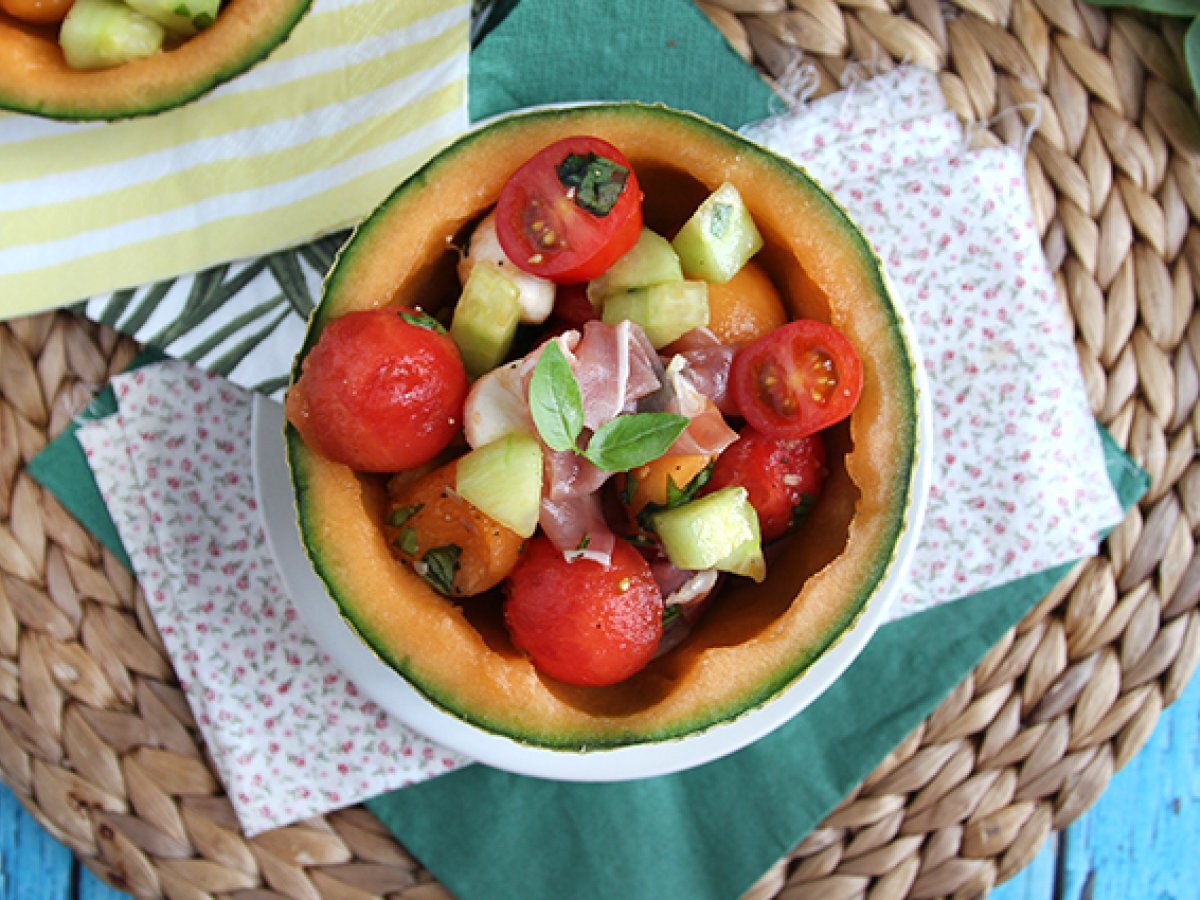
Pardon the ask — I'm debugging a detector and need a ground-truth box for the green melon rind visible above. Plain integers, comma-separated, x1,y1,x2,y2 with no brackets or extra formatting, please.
0,0,312,120
287,102,920,750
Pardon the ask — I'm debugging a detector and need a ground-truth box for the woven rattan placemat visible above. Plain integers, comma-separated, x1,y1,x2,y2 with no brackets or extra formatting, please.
2,0,1198,896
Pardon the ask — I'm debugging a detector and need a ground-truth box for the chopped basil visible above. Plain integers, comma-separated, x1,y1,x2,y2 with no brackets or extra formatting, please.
193,11,214,28
709,202,732,239
557,152,629,217
388,504,423,527
394,527,420,556
417,545,462,596
400,310,446,334
636,461,715,532
576,534,591,551
662,604,682,627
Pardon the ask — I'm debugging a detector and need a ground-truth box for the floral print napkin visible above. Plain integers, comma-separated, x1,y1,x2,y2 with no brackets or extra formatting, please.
744,65,1123,618
78,362,467,835
73,65,1123,832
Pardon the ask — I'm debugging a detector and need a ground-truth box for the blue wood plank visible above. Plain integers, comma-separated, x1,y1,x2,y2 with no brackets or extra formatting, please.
77,866,129,900
1056,672,1200,900
991,833,1059,900
0,784,75,900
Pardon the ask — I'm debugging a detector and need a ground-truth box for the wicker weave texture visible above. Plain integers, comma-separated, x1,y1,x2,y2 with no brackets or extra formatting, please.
1,0,1198,897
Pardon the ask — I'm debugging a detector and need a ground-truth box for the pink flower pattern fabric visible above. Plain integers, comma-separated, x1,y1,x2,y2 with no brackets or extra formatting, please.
78,362,468,836
75,66,1125,831
746,65,1123,617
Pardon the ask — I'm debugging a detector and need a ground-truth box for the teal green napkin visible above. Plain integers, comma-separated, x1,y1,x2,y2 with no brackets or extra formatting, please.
469,0,776,128
367,431,1144,900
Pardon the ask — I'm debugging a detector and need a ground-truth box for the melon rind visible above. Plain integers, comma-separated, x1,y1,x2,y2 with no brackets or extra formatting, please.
287,103,920,750
0,0,311,120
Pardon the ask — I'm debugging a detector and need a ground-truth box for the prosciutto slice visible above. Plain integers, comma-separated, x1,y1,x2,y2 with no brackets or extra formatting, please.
539,492,617,565
667,327,738,416
573,320,662,430
661,356,739,458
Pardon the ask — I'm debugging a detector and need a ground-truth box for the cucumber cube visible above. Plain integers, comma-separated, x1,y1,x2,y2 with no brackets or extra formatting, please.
600,280,709,349
671,183,764,284
455,433,544,538
60,0,164,71
587,228,683,308
651,486,765,582
451,262,521,379
125,0,220,38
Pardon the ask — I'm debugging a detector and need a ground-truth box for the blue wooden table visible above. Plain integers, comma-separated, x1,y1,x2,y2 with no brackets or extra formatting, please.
2,672,1197,898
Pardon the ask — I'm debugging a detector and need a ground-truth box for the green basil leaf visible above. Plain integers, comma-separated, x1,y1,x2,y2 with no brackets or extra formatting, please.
583,413,689,472
400,310,446,334
528,340,584,452
387,504,423,527
557,152,630,217
394,527,420,556
417,545,462,596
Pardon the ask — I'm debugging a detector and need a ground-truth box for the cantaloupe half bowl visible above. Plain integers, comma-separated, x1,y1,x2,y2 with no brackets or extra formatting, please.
0,0,311,120
265,102,931,779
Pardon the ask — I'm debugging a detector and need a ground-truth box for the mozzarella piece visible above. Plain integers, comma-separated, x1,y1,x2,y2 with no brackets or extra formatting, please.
459,212,556,325
462,360,534,449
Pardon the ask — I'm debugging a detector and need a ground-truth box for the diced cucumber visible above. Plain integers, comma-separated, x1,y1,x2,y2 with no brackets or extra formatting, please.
450,262,521,379
651,486,765,582
125,0,220,38
601,280,709,349
60,0,164,71
586,228,682,308
455,433,544,538
671,183,764,284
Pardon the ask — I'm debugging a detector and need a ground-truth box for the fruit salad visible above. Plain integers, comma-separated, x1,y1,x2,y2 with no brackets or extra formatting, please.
286,135,864,688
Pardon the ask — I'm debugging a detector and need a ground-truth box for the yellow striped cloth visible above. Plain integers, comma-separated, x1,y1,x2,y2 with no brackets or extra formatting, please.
0,0,470,320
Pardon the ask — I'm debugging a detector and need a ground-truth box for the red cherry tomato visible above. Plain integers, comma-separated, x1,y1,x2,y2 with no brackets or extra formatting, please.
285,308,467,473
495,136,642,284
706,428,826,542
730,319,863,439
504,537,663,687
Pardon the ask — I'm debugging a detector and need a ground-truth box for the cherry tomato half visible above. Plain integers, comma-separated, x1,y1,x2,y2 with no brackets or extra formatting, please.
705,428,826,542
730,319,863,439
0,0,74,24
285,308,467,473
495,136,642,284
504,537,663,687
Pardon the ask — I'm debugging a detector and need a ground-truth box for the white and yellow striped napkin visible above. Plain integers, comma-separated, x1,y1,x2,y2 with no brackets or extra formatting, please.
0,0,470,321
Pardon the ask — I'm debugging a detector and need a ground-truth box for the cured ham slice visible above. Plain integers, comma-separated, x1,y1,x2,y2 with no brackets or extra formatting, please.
539,491,617,565
661,356,738,458
667,327,738,416
573,320,662,430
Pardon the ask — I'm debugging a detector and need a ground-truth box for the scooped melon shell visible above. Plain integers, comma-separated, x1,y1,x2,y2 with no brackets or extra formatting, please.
288,103,920,749
0,0,311,120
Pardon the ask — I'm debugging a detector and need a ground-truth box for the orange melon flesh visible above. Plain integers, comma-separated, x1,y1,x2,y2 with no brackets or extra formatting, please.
0,0,310,119
288,103,919,749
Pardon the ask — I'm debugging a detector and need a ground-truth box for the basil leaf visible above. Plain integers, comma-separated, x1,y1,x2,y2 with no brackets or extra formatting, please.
394,527,420,556
637,461,715,532
557,152,630,217
583,413,689,472
528,340,584,453
417,545,462,596
387,504,423,527
400,310,446,333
